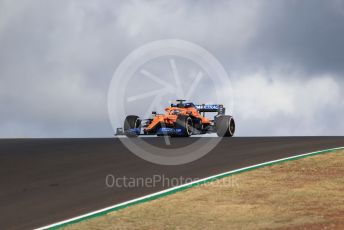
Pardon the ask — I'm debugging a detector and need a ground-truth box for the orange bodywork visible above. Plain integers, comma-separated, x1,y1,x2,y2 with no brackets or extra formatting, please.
144,106,211,132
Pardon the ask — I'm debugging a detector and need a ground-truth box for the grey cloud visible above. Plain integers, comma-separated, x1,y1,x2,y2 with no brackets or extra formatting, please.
0,0,343,137
240,0,344,75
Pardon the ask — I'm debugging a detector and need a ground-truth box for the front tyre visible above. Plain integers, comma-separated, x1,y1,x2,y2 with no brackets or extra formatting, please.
215,116,235,137
124,115,141,137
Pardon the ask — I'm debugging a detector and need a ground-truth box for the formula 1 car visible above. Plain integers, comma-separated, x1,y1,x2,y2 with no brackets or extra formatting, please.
116,100,235,137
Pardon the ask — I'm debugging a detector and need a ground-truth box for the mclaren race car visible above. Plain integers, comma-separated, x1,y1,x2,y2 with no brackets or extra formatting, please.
116,100,235,137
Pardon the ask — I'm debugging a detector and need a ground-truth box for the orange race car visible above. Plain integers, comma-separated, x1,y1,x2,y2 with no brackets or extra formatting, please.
116,100,235,137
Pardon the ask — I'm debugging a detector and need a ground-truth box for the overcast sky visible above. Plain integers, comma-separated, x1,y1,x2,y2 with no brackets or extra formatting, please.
1,0,344,137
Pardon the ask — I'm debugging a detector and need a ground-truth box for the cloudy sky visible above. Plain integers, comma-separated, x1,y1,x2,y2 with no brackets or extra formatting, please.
1,0,344,137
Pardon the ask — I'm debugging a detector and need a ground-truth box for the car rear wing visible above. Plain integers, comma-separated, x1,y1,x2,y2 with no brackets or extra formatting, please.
195,104,225,115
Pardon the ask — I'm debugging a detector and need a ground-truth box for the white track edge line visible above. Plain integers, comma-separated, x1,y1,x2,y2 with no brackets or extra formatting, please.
35,146,344,230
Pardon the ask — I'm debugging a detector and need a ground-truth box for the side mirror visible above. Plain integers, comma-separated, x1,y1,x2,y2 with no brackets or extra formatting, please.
152,111,157,115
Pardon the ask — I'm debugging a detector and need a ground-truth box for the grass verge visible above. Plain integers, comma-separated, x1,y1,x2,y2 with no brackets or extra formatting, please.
65,150,344,230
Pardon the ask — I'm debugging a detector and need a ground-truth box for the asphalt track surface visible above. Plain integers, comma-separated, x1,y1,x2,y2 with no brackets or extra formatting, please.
1,137,344,229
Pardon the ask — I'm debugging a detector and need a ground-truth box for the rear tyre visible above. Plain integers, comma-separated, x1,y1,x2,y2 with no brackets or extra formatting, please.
124,115,141,137
215,116,235,137
174,115,193,137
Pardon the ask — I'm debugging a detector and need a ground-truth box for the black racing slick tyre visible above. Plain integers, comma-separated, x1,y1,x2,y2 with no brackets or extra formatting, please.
124,115,141,137
215,115,235,137
174,115,193,137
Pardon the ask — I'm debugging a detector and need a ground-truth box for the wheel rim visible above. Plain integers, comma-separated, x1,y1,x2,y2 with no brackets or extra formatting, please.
228,118,235,135
186,117,193,135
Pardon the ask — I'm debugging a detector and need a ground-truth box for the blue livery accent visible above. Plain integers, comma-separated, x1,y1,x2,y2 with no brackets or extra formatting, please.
160,127,174,133
195,104,220,110
128,128,141,135
156,127,184,135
